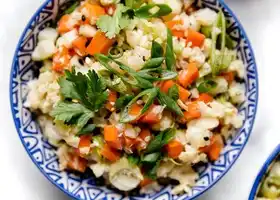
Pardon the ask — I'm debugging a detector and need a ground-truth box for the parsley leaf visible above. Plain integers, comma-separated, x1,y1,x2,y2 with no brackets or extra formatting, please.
145,128,175,154
54,68,108,129
97,4,130,39
51,102,94,128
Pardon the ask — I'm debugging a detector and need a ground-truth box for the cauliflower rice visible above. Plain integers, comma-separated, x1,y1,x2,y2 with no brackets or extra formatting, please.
26,0,246,195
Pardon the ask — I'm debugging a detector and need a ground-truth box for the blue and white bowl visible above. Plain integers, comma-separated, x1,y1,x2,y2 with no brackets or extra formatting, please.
249,144,280,200
9,0,258,199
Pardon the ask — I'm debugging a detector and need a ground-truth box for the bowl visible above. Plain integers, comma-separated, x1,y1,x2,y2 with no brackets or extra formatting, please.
249,144,280,200
9,0,258,199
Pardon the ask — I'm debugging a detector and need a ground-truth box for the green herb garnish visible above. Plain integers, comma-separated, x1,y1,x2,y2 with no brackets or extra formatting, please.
197,80,217,93
166,28,176,71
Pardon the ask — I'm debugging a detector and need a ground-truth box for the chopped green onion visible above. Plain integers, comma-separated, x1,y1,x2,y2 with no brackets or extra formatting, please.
134,4,172,18
166,28,176,71
109,46,124,59
197,80,217,93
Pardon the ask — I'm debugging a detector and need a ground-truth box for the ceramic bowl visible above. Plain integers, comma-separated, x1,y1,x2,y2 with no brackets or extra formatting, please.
249,144,280,200
9,0,258,199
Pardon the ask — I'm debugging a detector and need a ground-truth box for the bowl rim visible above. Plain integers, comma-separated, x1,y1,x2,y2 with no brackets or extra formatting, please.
248,144,280,200
9,0,259,199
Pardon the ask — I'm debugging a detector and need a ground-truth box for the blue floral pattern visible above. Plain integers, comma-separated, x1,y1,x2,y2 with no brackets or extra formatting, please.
9,0,258,199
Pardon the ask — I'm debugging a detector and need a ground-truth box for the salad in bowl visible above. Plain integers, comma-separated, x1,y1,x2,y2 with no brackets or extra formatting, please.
10,0,258,199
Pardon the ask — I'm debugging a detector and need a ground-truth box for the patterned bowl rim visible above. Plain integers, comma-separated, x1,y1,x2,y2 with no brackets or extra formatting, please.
9,0,259,199
248,144,280,200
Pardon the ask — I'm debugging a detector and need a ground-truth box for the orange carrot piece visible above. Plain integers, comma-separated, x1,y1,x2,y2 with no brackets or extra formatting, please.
160,80,175,93
79,135,92,149
72,36,88,56
183,102,201,121
178,63,199,88
124,136,137,150
140,105,162,124
52,46,71,73
185,28,206,47
105,90,117,111
81,3,106,20
129,103,143,116
101,144,120,162
200,135,224,161
165,20,185,38
197,93,213,104
166,140,183,159
136,129,152,151
104,125,118,142
221,71,235,84
86,31,115,55
67,153,88,173
178,86,191,102
140,178,154,187
161,80,190,102
58,15,74,34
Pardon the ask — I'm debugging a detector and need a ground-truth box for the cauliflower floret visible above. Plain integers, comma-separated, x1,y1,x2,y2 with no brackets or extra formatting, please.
109,158,143,191
173,37,186,55
182,47,206,67
199,62,212,77
90,163,109,178
198,101,226,118
126,30,142,48
228,60,245,78
100,0,120,6
25,71,60,114
38,28,58,43
188,117,219,130
175,129,188,145
168,165,198,194
157,161,175,177
64,135,81,148
32,40,56,61
124,124,141,139
189,15,201,31
133,46,151,60
152,111,174,131
118,50,145,71
186,127,212,149
70,55,88,74
194,8,217,26
79,24,97,38
189,88,199,99
56,29,78,48
179,145,207,164
229,81,246,104
150,0,182,15
56,145,70,171
85,57,107,74
202,38,212,58
38,116,63,146
210,77,228,95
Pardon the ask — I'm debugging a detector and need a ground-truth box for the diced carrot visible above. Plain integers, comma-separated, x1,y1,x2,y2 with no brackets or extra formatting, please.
129,103,143,116
178,86,191,102
52,46,71,73
183,102,201,121
104,125,118,142
165,20,185,38
166,140,183,159
58,14,75,34
104,125,122,150
221,72,235,84
101,144,121,162
86,31,115,55
200,135,224,161
178,63,199,88
185,28,206,47
105,90,117,112
161,80,190,102
79,135,92,149
140,105,162,124
197,93,213,104
80,3,106,23
124,136,137,150
67,153,88,173
104,5,116,16
160,80,175,93
140,178,154,187
72,36,88,56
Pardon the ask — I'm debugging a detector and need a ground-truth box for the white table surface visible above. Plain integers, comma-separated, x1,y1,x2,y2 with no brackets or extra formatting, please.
0,0,279,199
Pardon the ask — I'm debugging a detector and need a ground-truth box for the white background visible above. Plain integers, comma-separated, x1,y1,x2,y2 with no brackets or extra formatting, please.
0,0,279,199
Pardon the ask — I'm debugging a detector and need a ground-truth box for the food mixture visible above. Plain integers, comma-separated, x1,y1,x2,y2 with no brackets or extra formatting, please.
257,160,280,200
26,0,246,194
